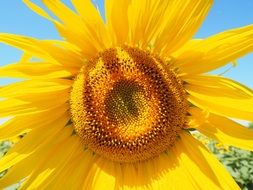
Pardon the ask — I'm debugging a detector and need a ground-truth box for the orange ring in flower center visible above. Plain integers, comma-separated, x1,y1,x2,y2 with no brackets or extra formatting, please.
70,46,188,162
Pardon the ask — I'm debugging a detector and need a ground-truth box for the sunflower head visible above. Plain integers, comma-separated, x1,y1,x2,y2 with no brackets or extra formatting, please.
0,0,253,189
70,46,188,162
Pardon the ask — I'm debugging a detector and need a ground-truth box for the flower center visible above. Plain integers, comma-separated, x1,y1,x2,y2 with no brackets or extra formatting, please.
70,46,188,162
105,79,149,132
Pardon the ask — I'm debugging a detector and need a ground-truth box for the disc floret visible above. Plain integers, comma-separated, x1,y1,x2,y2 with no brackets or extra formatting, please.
70,46,188,162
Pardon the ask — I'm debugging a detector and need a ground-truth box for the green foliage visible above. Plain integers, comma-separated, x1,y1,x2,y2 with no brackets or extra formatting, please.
216,123,253,190
249,122,253,129
0,141,12,178
210,144,253,190
0,141,21,190
0,141,12,157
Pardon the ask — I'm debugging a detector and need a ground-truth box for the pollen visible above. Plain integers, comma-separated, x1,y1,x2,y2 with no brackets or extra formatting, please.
70,46,188,162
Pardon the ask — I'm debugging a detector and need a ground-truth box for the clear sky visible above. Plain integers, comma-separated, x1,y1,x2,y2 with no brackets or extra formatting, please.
0,0,252,88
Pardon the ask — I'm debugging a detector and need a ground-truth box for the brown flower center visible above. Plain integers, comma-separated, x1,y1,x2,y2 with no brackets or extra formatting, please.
70,46,188,162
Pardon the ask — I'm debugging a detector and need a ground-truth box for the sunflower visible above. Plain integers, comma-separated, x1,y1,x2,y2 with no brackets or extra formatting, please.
0,0,253,189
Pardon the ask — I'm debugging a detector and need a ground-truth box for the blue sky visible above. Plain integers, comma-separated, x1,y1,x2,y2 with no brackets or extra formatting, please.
0,0,253,88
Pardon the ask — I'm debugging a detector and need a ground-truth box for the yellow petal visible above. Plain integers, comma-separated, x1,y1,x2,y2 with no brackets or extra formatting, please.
35,40,83,69
119,163,137,190
119,149,198,190
40,0,107,56
83,157,116,190
23,0,98,57
172,132,240,190
105,0,131,45
46,150,96,190
0,34,82,67
154,153,198,190
128,0,172,47
0,62,74,79
0,99,35,118
117,132,239,189
120,160,160,190
189,108,253,151
21,135,81,190
0,97,69,119
0,126,74,189
188,93,253,121
0,128,68,189
0,115,70,174
0,79,72,98
185,75,253,99
22,0,57,22
171,39,203,58
0,104,68,141
71,0,110,46
71,0,103,24
185,75,253,121
0,79,71,118
0,150,36,189
175,25,253,75
153,0,213,55
0,33,54,62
